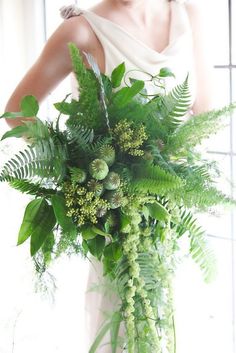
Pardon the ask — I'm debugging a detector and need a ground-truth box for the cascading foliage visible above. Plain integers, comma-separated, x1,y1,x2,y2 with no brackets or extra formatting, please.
1,42,236,353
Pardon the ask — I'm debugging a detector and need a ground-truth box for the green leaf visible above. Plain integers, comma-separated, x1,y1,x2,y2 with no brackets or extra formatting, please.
113,80,145,107
0,111,22,119
159,67,175,78
110,312,122,353
82,239,89,254
1,125,28,140
104,242,122,262
18,198,48,245
91,226,112,238
87,235,106,259
54,101,79,115
89,320,111,353
120,213,132,233
146,202,170,222
80,226,97,240
51,194,77,235
20,95,39,117
111,62,126,88
142,205,149,221
30,203,56,256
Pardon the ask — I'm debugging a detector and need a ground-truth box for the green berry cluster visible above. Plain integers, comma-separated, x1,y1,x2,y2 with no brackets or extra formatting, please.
63,182,110,226
112,119,148,156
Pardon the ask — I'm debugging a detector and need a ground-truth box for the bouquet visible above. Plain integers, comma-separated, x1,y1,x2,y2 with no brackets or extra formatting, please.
1,43,236,353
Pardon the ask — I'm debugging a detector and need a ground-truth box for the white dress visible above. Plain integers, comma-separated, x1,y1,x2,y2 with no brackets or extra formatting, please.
62,2,196,352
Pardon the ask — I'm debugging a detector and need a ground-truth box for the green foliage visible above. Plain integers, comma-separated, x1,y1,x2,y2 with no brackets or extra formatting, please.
17,198,56,257
170,162,236,210
146,76,191,145
146,201,170,222
68,42,102,129
1,125,29,140
158,67,175,78
1,49,235,353
165,103,236,155
111,62,126,88
9,178,56,196
20,95,39,117
176,210,217,282
86,235,106,260
112,80,145,107
0,139,67,182
130,162,184,194
51,194,77,235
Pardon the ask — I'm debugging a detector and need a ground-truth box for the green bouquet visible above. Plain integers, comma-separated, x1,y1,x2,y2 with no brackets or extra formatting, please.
1,43,235,353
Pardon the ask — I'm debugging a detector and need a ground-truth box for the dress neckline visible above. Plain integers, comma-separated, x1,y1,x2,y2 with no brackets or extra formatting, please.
82,3,175,56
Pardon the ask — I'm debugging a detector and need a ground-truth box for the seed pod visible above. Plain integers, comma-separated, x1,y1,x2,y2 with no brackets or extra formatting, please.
70,167,87,184
96,205,108,218
103,172,120,190
87,179,104,196
104,190,123,209
89,159,109,180
98,145,115,166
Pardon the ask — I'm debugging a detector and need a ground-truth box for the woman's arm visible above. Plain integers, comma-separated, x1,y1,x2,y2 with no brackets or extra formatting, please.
186,1,217,114
4,16,92,128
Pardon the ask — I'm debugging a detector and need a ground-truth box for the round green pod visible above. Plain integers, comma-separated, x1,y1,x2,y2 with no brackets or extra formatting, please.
89,159,109,180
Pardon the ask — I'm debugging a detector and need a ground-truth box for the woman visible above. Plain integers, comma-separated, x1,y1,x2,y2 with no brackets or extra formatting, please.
4,1,216,351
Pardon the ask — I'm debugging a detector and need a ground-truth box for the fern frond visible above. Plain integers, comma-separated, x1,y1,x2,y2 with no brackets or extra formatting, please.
165,103,236,155
8,178,56,196
0,139,67,182
66,119,94,146
68,43,102,129
175,210,217,282
130,162,184,194
164,75,191,121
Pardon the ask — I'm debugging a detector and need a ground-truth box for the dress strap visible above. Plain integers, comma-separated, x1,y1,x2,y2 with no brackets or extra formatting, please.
60,5,82,19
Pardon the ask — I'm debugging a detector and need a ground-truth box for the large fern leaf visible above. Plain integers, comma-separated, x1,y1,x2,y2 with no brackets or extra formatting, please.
0,139,67,182
130,162,184,194
68,43,102,129
164,103,236,155
8,178,56,196
176,210,217,283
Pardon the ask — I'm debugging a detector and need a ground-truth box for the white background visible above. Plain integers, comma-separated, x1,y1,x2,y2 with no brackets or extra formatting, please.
0,1,236,352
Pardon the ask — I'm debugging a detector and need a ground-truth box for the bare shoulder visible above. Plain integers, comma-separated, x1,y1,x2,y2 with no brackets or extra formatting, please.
54,15,97,52
184,1,208,30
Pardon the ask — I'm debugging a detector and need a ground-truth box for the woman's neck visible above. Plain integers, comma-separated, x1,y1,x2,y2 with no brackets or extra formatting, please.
98,0,166,25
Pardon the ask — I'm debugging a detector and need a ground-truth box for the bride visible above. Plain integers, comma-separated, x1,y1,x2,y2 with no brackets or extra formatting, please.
3,1,216,352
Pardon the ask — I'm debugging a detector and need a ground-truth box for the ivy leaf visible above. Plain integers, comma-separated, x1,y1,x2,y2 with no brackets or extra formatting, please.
87,235,106,260
1,125,28,140
159,67,175,78
80,226,97,240
51,194,77,235
104,242,122,262
30,203,56,256
54,100,79,115
20,95,39,117
146,202,170,222
111,62,126,88
113,80,145,107
0,112,22,119
91,225,112,239
17,198,48,245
